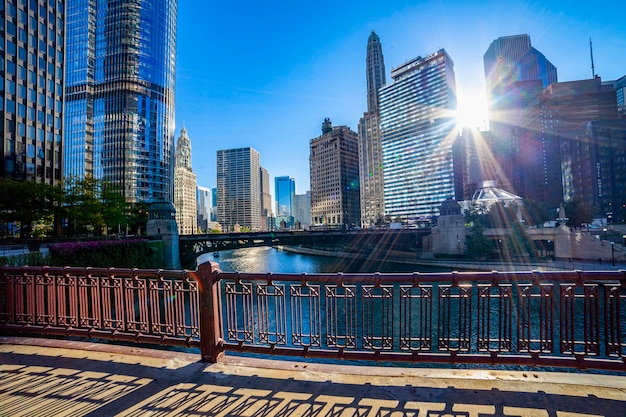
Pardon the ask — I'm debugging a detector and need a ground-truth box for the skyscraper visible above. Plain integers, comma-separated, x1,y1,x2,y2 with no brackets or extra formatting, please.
358,31,387,227
483,34,557,195
310,118,360,228
216,147,261,231
274,176,295,229
379,49,458,220
260,167,272,231
196,185,212,232
173,127,196,235
1,0,65,184
293,192,311,229
64,0,177,203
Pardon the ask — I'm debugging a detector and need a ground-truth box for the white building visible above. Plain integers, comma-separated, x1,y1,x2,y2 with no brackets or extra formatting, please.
173,128,197,235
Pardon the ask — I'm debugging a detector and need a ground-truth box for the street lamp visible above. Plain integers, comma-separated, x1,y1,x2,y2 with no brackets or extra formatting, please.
623,234,626,247
603,228,608,240
610,241,616,266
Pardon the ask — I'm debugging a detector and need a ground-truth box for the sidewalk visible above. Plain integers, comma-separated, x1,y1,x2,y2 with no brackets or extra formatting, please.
1,336,625,416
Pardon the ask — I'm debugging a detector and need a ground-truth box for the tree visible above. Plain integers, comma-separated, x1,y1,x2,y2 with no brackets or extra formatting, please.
564,197,596,228
465,222,494,258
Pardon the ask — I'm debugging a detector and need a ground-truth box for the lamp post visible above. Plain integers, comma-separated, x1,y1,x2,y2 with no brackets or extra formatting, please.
603,228,608,240
623,234,626,247
611,242,615,266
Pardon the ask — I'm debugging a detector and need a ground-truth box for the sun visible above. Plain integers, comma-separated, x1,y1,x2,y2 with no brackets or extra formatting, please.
456,93,488,131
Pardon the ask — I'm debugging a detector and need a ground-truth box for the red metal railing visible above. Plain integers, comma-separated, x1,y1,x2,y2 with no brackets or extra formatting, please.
1,262,625,371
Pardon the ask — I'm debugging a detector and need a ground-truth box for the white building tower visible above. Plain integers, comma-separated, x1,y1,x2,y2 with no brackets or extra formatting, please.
173,127,197,235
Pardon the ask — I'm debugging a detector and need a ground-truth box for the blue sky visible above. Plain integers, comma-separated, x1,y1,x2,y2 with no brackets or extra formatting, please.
175,0,626,196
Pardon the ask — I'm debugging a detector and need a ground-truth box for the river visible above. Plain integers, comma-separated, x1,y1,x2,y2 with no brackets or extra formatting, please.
197,246,452,273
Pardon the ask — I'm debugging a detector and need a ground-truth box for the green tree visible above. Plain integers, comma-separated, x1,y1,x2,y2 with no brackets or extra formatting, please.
564,197,596,228
465,222,494,258
521,199,552,226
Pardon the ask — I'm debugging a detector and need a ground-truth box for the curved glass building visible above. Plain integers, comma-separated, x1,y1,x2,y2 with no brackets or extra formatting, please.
64,0,177,203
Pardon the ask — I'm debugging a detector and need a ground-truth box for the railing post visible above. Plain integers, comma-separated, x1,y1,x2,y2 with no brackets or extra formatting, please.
198,261,224,362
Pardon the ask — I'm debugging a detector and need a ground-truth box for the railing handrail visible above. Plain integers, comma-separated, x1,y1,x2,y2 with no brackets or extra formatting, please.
1,263,625,371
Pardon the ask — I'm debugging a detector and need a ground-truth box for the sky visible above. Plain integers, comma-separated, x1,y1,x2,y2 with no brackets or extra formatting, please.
175,0,626,197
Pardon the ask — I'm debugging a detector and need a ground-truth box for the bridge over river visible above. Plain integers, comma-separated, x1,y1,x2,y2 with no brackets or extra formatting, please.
179,228,431,268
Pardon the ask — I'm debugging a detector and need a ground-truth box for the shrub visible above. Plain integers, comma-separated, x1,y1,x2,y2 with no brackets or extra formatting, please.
0,251,50,267
48,239,163,268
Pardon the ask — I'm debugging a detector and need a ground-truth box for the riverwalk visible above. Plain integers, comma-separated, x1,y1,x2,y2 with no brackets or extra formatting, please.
1,336,625,416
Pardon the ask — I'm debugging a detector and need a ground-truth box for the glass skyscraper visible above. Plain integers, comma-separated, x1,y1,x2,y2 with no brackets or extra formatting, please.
1,0,65,184
274,175,295,229
64,0,177,203
379,49,458,220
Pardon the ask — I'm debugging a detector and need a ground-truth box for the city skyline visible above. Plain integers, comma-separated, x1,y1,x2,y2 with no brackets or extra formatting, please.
176,1,625,196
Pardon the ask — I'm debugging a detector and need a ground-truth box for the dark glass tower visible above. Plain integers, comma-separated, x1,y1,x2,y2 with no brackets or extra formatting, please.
359,31,387,227
1,0,65,184
64,0,177,203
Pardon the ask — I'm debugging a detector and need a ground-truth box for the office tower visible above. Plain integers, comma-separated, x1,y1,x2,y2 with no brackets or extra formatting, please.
565,119,626,223
64,0,177,203
196,185,211,232
216,147,261,231
210,187,217,221
483,35,557,195
275,176,295,229
358,31,386,227
293,192,311,229
1,1,64,184
173,127,196,234
610,75,626,117
310,118,360,228
260,167,272,231
521,77,618,209
379,49,458,220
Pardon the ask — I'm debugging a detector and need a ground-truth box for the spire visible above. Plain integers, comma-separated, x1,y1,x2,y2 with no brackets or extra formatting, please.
366,30,386,112
175,127,192,169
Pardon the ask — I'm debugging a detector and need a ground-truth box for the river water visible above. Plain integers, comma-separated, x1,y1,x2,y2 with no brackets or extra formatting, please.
197,246,451,273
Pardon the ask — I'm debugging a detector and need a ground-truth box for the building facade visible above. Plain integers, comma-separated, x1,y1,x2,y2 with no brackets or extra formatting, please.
173,127,196,235
293,192,311,229
358,31,387,227
1,0,65,184
520,77,619,209
63,0,177,203
196,185,211,232
216,147,261,231
274,175,295,229
483,34,557,196
309,118,360,228
379,49,458,220
260,167,272,231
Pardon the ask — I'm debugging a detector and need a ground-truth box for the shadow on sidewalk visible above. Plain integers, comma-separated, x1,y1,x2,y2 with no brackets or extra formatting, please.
1,346,624,416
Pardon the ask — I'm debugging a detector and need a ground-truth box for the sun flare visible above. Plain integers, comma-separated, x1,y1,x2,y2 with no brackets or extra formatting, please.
456,94,488,130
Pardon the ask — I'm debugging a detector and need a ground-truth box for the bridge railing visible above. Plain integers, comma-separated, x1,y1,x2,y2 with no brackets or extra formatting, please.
1,263,625,371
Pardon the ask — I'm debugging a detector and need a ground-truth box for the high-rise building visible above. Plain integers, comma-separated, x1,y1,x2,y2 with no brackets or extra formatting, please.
358,31,387,227
173,127,196,234
565,119,626,223
379,49,458,220
274,176,295,229
521,77,619,209
196,185,212,232
210,187,217,222
310,118,360,228
483,35,557,195
610,75,626,117
260,167,272,231
1,0,65,184
63,0,177,203
293,192,311,229
216,147,261,231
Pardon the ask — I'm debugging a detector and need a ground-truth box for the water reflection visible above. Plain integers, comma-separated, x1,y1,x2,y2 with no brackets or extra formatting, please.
198,247,451,273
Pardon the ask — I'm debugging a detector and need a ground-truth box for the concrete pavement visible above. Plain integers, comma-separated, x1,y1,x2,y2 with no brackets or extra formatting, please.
1,336,625,416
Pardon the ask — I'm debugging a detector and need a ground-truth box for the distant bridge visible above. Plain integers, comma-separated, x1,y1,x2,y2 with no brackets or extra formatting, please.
179,229,431,268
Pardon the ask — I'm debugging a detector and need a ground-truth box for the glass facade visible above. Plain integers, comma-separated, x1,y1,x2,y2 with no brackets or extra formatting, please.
64,0,176,203
1,0,65,184
379,49,458,220
274,175,295,228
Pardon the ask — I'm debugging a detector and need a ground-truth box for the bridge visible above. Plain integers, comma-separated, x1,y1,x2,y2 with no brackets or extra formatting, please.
179,228,432,267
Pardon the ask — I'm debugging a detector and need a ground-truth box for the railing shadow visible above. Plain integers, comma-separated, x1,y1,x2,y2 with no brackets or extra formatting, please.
1,339,624,417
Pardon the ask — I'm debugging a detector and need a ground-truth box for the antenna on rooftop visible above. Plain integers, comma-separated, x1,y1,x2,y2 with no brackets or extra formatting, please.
589,38,595,78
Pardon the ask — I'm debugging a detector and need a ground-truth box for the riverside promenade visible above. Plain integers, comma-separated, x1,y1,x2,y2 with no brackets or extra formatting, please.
1,336,625,416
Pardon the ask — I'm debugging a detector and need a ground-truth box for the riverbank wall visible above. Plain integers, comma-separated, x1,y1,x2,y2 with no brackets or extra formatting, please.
278,245,618,272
